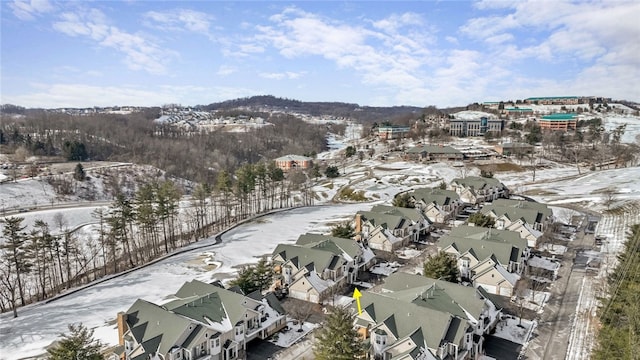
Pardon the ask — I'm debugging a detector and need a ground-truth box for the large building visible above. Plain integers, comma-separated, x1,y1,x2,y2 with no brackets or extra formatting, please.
274,154,313,171
525,96,580,105
538,113,578,131
449,117,504,137
378,125,411,140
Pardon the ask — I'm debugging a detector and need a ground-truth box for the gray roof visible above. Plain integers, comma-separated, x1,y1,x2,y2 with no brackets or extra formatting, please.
411,188,460,207
357,291,455,351
166,280,257,327
272,243,345,272
405,145,462,155
370,205,430,224
357,210,407,230
296,233,362,259
451,176,506,190
438,234,522,265
125,299,194,359
486,198,552,218
449,225,527,250
381,273,489,320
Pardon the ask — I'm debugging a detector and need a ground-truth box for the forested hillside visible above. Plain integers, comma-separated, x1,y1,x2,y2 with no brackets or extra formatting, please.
0,109,339,183
593,224,640,358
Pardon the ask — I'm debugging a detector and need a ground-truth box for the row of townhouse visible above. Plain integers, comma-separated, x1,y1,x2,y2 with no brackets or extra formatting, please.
405,176,509,225
438,226,529,297
271,234,376,303
355,205,431,252
355,272,502,360
117,280,287,360
480,199,554,247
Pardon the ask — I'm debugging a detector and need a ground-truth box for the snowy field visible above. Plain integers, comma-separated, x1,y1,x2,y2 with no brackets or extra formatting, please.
2,117,640,359
0,204,374,360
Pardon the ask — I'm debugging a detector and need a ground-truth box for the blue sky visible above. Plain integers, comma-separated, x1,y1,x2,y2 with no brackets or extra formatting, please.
1,0,639,108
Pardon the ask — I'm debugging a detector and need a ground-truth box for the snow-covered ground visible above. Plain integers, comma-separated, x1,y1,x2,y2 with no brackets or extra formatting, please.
0,204,373,360
1,113,639,359
494,316,536,345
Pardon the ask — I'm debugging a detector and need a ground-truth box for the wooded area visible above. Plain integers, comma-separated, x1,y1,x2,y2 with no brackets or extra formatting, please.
593,224,640,359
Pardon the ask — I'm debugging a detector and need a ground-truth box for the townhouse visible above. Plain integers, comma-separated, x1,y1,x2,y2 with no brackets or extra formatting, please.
355,209,421,252
437,226,527,297
354,273,501,360
117,280,286,360
410,188,464,224
450,176,509,205
481,199,554,247
271,234,375,303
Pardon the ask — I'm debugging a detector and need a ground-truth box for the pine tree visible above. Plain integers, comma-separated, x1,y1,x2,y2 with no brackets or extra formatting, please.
468,212,495,228
313,306,365,360
0,216,31,306
423,251,459,283
73,163,86,181
47,323,103,360
331,222,355,239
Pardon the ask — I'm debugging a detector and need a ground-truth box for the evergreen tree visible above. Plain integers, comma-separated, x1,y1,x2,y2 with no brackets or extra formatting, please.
331,222,355,239
73,163,86,181
47,323,103,360
468,212,496,228
0,217,31,306
313,306,365,360
324,165,340,178
229,257,273,294
423,252,459,283
392,193,414,208
345,145,356,158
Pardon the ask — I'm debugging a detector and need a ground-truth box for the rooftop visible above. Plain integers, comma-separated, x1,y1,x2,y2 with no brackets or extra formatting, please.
541,113,578,120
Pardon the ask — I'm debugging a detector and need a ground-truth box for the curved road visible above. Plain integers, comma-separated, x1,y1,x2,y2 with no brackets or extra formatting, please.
0,203,373,360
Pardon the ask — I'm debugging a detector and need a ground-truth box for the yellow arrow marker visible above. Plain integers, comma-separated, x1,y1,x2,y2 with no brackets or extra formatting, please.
353,287,362,315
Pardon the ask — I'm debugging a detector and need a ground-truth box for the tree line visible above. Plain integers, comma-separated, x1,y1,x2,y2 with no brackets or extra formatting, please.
0,110,339,184
0,159,315,316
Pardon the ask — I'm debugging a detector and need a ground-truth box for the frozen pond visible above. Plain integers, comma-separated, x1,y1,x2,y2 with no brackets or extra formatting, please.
0,203,374,360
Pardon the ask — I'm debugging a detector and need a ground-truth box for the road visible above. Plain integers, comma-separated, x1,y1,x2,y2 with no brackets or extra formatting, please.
522,218,592,360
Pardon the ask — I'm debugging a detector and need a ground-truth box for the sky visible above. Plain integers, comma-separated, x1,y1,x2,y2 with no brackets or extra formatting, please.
1,0,639,109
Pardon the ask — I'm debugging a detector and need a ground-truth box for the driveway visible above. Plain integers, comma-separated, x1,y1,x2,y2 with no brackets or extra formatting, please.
484,336,522,360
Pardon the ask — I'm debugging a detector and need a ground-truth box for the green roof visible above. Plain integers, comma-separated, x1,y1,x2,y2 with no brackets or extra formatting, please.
438,234,521,265
411,188,460,207
272,243,345,272
382,272,490,319
370,205,429,224
357,210,406,231
166,280,256,327
449,225,527,251
541,113,577,120
125,299,194,359
451,176,505,190
296,233,363,259
356,291,454,351
505,108,533,111
526,96,578,100
492,199,552,217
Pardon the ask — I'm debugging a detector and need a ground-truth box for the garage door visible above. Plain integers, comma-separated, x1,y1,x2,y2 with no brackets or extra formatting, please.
499,286,512,297
480,284,497,294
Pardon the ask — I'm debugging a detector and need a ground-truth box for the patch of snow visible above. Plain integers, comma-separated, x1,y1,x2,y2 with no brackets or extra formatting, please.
493,316,536,345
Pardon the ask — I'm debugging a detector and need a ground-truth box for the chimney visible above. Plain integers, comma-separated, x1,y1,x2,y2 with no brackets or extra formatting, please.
117,312,127,346
355,214,362,238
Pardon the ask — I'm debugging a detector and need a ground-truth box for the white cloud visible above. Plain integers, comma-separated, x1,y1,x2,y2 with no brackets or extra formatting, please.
143,9,212,35
259,71,305,80
53,8,172,74
216,65,237,76
254,8,434,95
9,0,54,21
